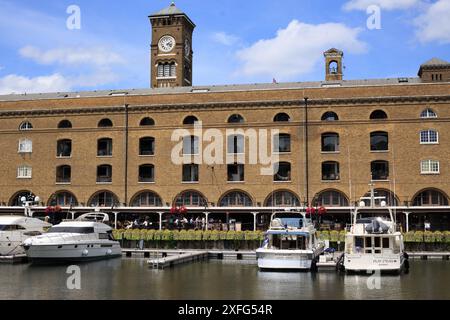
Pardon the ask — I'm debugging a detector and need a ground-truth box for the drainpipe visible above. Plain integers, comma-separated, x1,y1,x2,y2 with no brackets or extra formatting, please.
304,97,310,206
124,104,129,206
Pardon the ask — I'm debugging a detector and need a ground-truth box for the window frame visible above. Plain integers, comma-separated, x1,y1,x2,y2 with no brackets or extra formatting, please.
18,139,33,154
421,160,440,175
420,130,439,145
17,166,32,179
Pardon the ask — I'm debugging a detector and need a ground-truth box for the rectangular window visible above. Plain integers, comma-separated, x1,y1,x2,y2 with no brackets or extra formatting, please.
227,164,245,182
421,160,440,174
18,139,33,153
227,135,245,154
183,137,199,155
420,130,439,144
382,238,390,249
274,134,291,153
182,164,199,182
17,166,32,179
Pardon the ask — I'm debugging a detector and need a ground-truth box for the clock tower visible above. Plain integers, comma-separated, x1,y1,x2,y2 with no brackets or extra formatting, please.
149,3,195,88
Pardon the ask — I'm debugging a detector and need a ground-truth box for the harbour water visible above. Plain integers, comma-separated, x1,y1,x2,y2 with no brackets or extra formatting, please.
0,259,449,300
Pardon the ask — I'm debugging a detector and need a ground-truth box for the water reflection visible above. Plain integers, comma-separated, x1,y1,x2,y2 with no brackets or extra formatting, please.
0,259,448,300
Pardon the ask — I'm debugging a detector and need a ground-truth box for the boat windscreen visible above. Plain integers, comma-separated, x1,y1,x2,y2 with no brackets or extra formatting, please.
47,227,95,234
279,218,303,228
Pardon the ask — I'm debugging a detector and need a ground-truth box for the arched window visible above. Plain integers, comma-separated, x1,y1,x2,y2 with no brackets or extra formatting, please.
228,114,245,124
57,139,72,158
98,138,113,157
274,162,291,182
58,120,72,129
89,191,119,207
19,121,33,131
227,134,245,154
175,191,208,207
274,134,291,153
183,116,199,125
219,191,253,207
329,61,338,74
322,162,340,181
321,112,339,121
49,191,78,206
322,133,340,152
9,191,35,207
140,117,155,126
370,110,388,120
131,191,162,207
97,165,112,183
313,190,349,207
371,131,389,151
265,191,300,207
56,165,71,184
139,164,155,183
274,113,291,122
362,189,398,207
421,108,437,119
413,189,448,206
371,161,389,180
98,119,113,128
140,137,155,156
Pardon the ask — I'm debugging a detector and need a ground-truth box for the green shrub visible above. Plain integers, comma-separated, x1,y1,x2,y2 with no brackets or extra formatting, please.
424,231,434,243
444,231,450,243
113,229,124,240
161,230,173,241
330,230,339,242
404,231,415,243
226,231,236,240
203,230,212,241
317,231,330,241
145,230,155,241
210,230,220,241
414,231,424,243
434,231,443,243
218,231,228,241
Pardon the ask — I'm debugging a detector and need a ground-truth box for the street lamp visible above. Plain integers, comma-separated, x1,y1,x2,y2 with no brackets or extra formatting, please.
21,194,41,217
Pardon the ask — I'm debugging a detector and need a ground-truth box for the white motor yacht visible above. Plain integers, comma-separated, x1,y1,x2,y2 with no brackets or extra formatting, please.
256,210,325,271
23,212,122,263
342,186,409,274
0,216,51,257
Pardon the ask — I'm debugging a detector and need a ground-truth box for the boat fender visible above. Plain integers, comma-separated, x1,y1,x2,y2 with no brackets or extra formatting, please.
106,249,112,256
82,249,89,256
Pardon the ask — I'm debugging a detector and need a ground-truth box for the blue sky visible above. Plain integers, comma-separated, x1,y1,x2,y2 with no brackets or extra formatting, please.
0,0,449,94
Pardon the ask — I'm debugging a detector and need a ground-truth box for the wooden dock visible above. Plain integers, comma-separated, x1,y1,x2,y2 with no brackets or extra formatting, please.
122,249,257,261
407,252,450,260
0,254,28,264
148,252,208,269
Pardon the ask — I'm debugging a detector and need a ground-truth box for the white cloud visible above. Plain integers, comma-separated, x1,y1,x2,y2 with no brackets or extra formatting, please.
212,32,239,46
19,46,125,66
0,69,119,95
0,74,71,95
236,20,367,80
343,0,421,11
415,0,450,44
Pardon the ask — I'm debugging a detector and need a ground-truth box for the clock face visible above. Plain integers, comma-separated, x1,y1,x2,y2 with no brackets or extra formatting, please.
158,36,175,53
185,39,191,57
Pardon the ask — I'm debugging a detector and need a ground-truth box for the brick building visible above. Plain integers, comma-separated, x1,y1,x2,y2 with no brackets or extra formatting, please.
0,3,450,230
